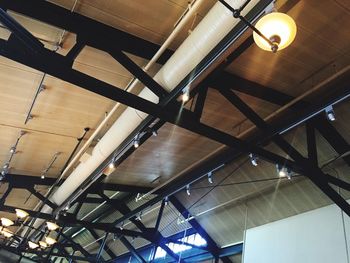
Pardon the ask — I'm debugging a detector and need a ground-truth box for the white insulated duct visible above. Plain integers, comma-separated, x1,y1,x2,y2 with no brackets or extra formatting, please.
40,0,261,215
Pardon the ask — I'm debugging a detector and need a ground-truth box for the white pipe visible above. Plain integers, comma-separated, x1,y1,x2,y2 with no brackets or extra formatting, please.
52,0,206,187
35,0,262,226
25,0,205,233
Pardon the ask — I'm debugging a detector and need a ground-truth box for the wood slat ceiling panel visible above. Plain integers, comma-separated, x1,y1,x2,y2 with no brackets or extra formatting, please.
49,0,217,48
226,0,350,96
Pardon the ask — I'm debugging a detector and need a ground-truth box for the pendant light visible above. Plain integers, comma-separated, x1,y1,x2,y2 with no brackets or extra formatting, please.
253,12,297,52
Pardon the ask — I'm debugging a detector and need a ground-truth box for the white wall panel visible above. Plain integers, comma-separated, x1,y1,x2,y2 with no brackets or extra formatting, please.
243,204,349,263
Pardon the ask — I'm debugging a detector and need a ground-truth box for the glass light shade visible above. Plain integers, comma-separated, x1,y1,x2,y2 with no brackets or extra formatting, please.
45,236,57,246
1,217,14,227
28,241,39,249
39,241,47,248
253,12,297,51
1,229,13,238
46,221,59,231
15,209,29,219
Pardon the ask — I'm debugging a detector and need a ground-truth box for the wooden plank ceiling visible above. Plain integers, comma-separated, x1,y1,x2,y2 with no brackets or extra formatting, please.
0,0,349,255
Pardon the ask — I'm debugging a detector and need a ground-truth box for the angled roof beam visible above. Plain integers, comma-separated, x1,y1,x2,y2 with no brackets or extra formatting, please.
169,196,232,263
210,71,350,166
218,88,350,216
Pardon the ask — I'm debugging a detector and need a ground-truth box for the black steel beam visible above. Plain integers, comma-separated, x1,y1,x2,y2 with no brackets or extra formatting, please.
120,236,147,263
109,48,168,98
28,188,57,209
154,200,165,232
89,229,116,259
193,85,208,121
306,122,318,165
211,70,350,166
0,0,173,64
95,232,109,262
0,183,12,207
170,196,232,263
311,118,350,166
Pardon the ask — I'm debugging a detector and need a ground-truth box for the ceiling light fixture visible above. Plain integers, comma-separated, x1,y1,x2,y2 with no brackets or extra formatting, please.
182,87,190,103
133,134,140,148
28,241,39,249
218,0,296,53
46,221,59,231
325,105,336,121
186,185,191,196
208,172,213,184
15,209,29,219
249,153,258,166
253,12,297,52
276,164,292,179
1,218,14,227
9,146,16,154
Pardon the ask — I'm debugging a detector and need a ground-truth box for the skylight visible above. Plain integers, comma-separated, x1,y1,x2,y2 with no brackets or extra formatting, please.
153,233,207,260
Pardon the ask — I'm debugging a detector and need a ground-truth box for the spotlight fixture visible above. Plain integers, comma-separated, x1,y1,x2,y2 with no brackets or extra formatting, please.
15,209,29,219
41,174,45,179
9,147,16,154
28,241,39,249
325,105,336,122
182,88,190,103
164,196,169,206
45,236,57,246
136,212,142,221
3,163,9,169
108,162,115,169
208,172,213,184
186,185,191,196
276,164,292,179
253,12,297,52
39,241,48,249
1,170,6,176
133,134,140,148
249,153,258,166
152,130,158,137
1,218,14,227
46,221,59,231
119,221,124,231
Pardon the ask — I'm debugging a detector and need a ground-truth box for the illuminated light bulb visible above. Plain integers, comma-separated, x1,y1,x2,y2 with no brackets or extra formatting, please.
182,89,190,103
41,174,45,179
109,162,115,169
9,147,16,154
254,12,297,52
15,209,29,219
46,221,59,231
1,228,13,238
45,236,57,246
28,241,39,249
39,241,47,248
1,218,14,227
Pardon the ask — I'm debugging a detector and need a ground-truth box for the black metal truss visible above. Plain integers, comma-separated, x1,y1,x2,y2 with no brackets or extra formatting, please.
217,88,350,216
88,229,116,259
170,196,232,263
211,71,350,166
120,236,147,263
3,173,153,194
0,1,348,260
98,193,186,263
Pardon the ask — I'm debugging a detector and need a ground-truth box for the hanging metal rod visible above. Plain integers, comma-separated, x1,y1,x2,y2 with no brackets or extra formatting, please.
24,73,46,124
41,152,60,179
218,0,277,51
